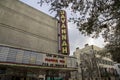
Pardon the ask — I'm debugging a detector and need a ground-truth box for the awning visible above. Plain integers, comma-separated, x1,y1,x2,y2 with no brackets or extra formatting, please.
0,62,78,71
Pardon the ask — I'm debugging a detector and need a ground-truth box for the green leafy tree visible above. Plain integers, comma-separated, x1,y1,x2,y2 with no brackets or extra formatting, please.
38,0,120,62
105,27,120,63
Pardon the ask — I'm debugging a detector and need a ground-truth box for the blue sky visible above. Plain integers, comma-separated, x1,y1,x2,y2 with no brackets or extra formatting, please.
20,0,105,55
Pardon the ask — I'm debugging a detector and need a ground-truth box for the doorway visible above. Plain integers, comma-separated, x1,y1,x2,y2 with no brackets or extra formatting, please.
12,76,24,80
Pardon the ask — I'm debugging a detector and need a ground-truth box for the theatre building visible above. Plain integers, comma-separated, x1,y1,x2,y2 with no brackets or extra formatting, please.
0,0,77,80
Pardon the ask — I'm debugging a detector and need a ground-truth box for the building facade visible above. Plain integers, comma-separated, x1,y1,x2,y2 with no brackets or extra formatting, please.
114,63,120,79
73,44,118,80
0,0,58,54
0,0,77,80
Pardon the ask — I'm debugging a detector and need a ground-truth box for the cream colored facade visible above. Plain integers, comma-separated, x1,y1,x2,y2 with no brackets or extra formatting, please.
0,0,58,54
0,0,78,80
73,45,116,80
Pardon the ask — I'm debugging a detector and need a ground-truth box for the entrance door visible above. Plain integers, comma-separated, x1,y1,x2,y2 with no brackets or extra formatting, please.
54,77,63,80
12,76,20,80
47,77,63,80
12,76,24,80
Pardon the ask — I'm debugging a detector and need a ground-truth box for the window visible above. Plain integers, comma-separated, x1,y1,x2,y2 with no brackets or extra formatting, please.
7,48,17,62
118,65,120,68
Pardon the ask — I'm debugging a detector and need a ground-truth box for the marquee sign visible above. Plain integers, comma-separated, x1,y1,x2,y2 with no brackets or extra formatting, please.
44,54,67,67
0,45,77,68
59,10,70,55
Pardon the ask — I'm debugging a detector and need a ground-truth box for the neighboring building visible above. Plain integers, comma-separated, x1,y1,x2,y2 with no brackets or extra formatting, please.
73,44,118,80
0,0,77,80
114,63,120,79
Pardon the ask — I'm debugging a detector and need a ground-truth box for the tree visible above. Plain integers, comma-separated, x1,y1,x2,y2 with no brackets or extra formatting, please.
105,28,120,63
38,0,120,62
80,51,101,80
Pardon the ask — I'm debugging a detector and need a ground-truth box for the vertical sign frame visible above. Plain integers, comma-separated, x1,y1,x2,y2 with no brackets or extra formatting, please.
59,10,70,55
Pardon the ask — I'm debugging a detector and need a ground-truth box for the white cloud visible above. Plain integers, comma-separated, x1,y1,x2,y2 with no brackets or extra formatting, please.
68,23,105,55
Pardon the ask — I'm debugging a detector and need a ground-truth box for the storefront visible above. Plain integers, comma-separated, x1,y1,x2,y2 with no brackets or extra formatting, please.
0,66,76,80
0,45,77,80
0,66,40,80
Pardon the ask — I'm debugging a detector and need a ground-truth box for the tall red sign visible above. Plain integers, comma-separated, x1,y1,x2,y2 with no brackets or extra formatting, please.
59,10,70,55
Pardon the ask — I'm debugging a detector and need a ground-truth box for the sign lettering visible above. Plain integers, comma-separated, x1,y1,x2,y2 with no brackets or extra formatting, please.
59,10,70,55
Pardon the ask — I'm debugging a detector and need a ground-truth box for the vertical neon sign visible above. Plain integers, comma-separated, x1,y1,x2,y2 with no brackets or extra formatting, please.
59,10,70,55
